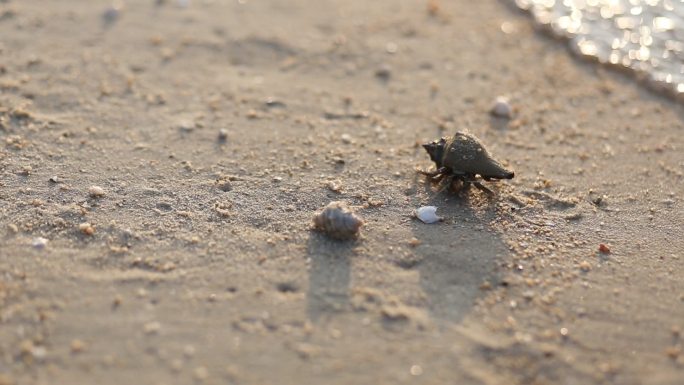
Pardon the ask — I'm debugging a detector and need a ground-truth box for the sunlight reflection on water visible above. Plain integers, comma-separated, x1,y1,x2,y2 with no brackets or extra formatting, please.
515,0,684,98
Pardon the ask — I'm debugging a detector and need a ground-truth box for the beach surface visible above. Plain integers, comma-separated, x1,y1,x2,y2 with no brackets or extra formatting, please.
1,1,683,384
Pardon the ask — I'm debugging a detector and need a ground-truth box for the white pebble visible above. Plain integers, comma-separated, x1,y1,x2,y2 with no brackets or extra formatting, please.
102,8,119,24
415,206,441,224
491,96,513,118
341,134,352,144
102,1,123,24
31,346,47,360
32,237,49,249
218,128,228,141
88,185,106,198
144,321,161,334
177,120,196,132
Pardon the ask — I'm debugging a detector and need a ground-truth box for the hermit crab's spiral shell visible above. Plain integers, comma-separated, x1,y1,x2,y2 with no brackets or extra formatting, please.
312,201,363,240
442,132,514,179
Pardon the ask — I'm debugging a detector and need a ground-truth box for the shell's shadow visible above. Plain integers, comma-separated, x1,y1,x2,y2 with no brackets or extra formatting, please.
305,233,355,322
411,175,508,322
489,115,510,131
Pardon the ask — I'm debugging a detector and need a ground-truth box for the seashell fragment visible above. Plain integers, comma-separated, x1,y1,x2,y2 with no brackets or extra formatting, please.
415,206,441,224
313,201,363,240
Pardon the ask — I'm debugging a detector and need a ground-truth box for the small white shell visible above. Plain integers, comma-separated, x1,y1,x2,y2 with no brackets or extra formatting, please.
313,201,363,240
415,206,441,224
491,96,513,119
218,128,228,141
32,237,49,249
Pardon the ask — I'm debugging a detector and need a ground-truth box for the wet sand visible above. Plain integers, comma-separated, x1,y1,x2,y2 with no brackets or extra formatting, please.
1,1,683,384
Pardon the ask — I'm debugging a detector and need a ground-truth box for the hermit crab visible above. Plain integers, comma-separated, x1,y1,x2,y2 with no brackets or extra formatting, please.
418,132,514,194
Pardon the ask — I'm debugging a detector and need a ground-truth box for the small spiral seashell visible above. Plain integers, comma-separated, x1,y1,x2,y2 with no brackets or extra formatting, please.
312,201,363,240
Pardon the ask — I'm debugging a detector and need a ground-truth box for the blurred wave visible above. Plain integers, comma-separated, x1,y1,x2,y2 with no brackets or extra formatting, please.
515,0,684,100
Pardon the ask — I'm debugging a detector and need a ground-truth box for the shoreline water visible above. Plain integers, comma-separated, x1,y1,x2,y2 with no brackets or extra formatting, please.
513,0,684,102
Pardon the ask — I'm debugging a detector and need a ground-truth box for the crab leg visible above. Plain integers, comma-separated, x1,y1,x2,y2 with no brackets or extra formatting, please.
436,175,454,193
417,167,447,177
460,174,494,195
473,181,494,195
449,178,465,192
431,173,447,183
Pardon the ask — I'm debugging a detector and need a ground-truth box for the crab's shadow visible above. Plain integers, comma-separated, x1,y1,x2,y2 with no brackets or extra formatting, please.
305,233,355,322
411,175,509,322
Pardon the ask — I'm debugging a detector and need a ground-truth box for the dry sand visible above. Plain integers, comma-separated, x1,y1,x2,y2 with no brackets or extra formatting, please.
1,0,683,384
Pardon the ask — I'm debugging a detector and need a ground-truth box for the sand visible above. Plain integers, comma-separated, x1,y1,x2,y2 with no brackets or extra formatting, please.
1,0,683,384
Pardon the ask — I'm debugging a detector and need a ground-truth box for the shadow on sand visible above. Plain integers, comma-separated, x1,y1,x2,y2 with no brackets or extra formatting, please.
305,233,355,322
411,178,509,322
304,177,510,324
